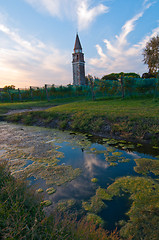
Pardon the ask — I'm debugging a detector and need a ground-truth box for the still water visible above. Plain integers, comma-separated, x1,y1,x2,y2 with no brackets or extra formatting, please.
0,122,158,230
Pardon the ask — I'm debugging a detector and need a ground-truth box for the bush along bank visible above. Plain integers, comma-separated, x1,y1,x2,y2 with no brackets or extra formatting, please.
5,108,159,146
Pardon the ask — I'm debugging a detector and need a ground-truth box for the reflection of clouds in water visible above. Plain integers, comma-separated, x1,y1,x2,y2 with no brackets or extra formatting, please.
84,153,109,177
51,175,95,203
126,151,140,159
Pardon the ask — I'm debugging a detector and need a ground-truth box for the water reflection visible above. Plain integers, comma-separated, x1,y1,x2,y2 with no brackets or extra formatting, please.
84,152,109,178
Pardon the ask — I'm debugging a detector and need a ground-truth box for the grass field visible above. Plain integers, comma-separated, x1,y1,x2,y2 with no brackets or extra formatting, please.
0,97,85,114
45,98,159,119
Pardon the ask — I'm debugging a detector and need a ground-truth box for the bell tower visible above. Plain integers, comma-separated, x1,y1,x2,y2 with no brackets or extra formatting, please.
72,33,86,85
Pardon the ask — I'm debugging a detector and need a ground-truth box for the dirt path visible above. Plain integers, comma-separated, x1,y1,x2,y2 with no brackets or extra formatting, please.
4,106,53,115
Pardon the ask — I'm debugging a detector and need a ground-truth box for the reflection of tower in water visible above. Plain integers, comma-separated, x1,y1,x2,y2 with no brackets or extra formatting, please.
72,33,86,85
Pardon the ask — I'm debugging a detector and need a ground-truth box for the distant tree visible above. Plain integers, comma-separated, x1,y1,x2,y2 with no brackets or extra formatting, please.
143,35,159,74
102,72,140,80
3,85,15,91
142,72,156,79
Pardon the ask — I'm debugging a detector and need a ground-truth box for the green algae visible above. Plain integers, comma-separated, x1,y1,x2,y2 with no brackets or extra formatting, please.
9,159,28,173
134,158,159,176
153,146,159,149
119,140,127,143
118,143,125,147
90,148,96,152
13,162,81,186
46,187,56,195
86,213,104,227
56,199,76,212
137,143,143,147
82,195,106,214
36,188,44,193
118,158,130,163
106,147,116,152
106,139,118,145
82,187,112,215
0,123,82,191
110,162,118,166
91,178,98,183
96,187,112,200
106,176,159,239
41,200,52,207
112,152,123,157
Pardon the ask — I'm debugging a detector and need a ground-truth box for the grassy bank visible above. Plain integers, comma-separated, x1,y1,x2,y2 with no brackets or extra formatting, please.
5,97,159,144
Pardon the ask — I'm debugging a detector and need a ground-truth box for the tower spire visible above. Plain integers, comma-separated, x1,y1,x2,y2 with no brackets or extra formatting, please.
74,33,82,52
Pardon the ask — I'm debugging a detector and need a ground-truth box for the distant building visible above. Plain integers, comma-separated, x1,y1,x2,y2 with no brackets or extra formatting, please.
72,33,86,85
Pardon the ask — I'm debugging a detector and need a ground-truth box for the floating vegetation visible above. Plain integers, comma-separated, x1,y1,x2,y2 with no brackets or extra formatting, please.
13,162,81,186
46,187,56,195
106,139,118,145
134,158,159,176
82,195,106,214
56,199,76,212
103,138,109,141
106,147,116,152
106,176,159,239
41,200,52,207
105,156,118,162
96,187,112,200
94,150,107,154
119,140,127,143
112,152,123,157
137,143,143,147
118,143,125,147
110,162,118,166
127,145,135,149
90,148,96,152
91,178,98,183
36,188,44,193
0,123,82,189
86,213,104,227
118,158,130,163
9,159,28,173
153,146,159,149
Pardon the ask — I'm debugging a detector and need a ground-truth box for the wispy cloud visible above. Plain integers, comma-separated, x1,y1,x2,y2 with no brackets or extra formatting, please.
77,0,109,30
25,0,109,31
88,1,159,76
0,22,71,88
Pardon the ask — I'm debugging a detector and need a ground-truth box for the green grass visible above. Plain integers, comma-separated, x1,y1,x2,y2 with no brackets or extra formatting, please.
0,97,85,114
3,97,159,144
46,98,159,119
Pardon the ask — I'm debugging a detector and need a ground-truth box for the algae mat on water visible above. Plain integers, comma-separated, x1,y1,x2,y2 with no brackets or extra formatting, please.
0,122,81,189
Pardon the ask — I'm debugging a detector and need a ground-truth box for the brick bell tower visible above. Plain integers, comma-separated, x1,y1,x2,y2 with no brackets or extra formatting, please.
72,33,86,85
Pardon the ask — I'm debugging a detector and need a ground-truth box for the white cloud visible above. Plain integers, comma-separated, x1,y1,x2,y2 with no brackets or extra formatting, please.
88,1,159,77
0,23,71,88
77,1,109,31
25,0,109,31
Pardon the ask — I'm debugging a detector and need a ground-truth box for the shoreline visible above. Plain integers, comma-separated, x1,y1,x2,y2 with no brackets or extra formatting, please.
2,109,159,146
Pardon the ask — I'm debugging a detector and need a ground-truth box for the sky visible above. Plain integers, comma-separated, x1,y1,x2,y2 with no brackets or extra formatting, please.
0,0,159,88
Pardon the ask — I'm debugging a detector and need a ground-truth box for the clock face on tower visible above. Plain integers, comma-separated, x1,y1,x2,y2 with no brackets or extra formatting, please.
72,34,86,86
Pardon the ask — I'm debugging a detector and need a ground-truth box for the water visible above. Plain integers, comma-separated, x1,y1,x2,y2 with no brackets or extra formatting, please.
0,121,158,231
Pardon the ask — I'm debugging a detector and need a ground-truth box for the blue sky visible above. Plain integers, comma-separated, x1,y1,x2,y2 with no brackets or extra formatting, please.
0,0,159,88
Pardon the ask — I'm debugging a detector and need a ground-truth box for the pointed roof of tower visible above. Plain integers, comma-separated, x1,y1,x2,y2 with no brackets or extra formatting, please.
74,33,82,51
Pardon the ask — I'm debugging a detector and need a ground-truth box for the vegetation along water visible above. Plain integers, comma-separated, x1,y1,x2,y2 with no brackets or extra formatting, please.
0,97,159,239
